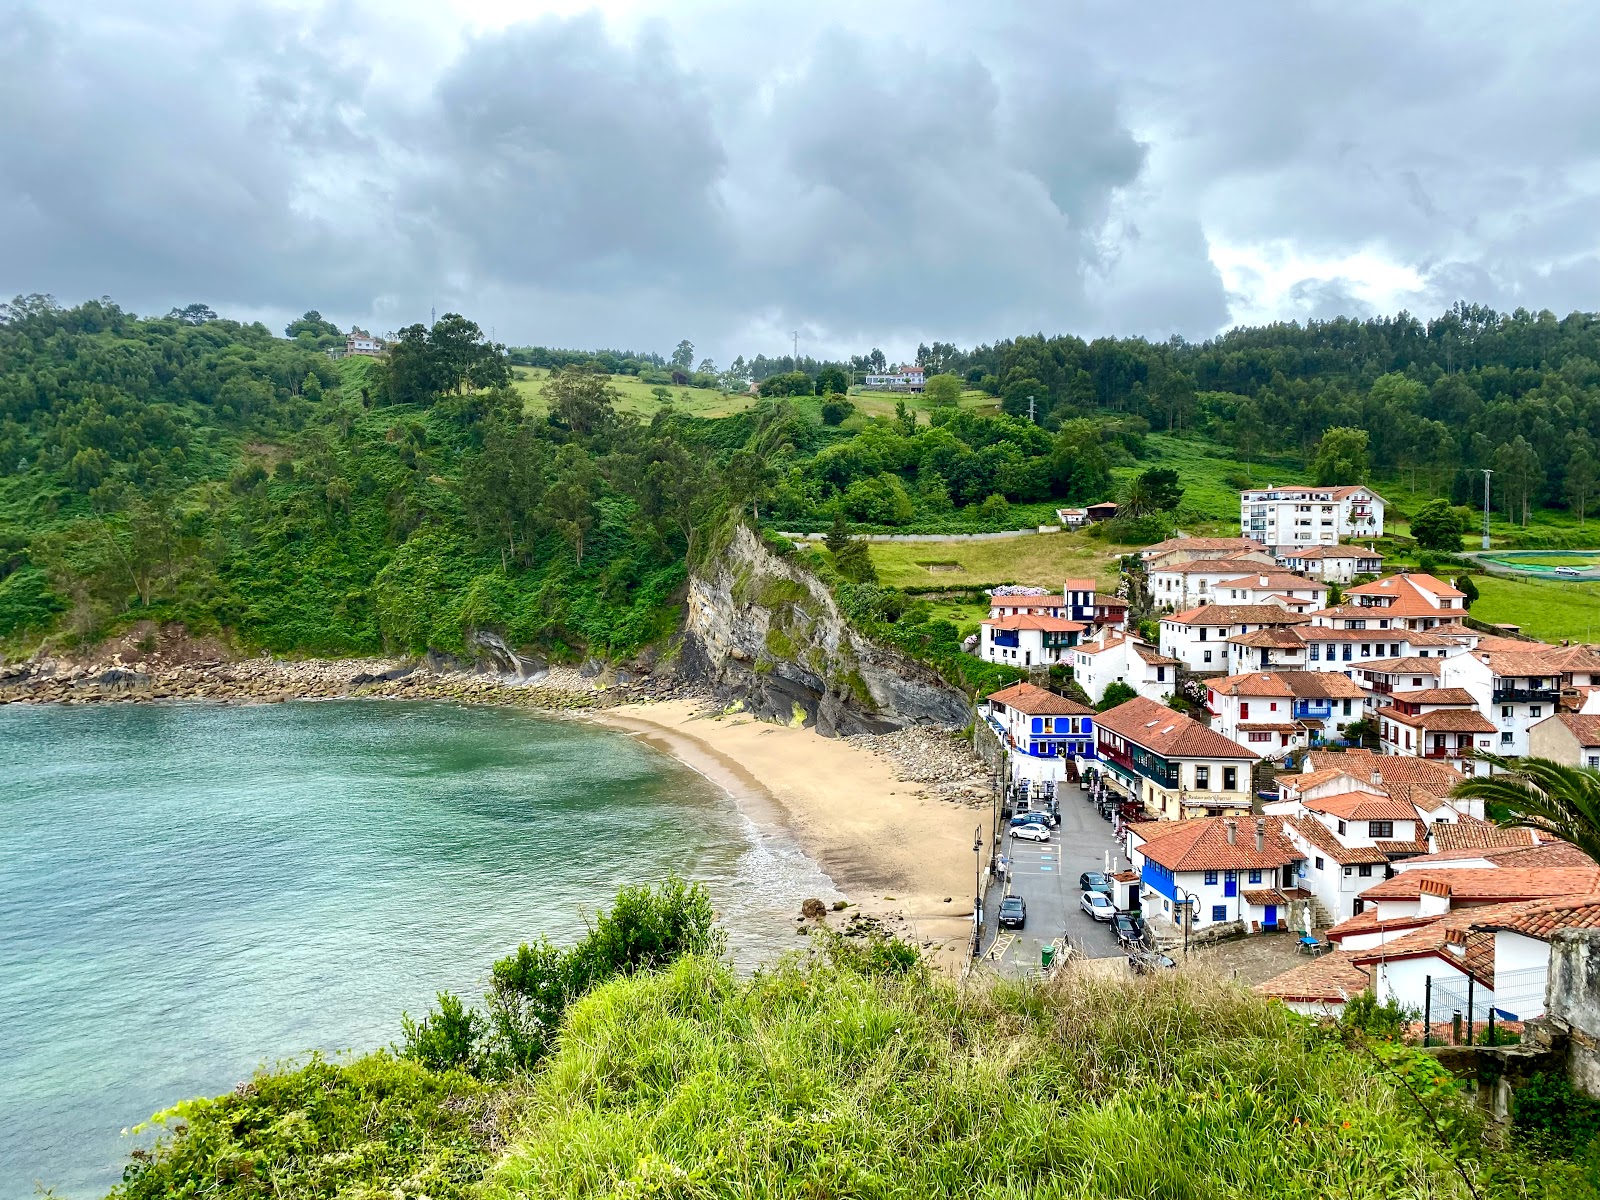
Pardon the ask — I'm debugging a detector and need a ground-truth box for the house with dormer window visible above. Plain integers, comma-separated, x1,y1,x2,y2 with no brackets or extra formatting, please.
981,682,1096,783
1094,695,1256,819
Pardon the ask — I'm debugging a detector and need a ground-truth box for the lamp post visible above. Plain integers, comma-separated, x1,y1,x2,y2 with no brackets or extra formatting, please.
1481,469,1493,551
1174,886,1198,958
972,825,984,957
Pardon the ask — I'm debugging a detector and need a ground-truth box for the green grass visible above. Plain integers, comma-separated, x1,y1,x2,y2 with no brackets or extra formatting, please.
1114,434,1311,530
1484,551,1600,569
1471,574,1600,641
867,529,1128,591
513,367,754,419
847,387,999,421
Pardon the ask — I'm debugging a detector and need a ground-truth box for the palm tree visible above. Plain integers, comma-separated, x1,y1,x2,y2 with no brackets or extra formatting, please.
1450,754,1600,864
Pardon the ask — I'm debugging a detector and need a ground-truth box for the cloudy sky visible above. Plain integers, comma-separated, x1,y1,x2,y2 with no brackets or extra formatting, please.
3,0,1598,362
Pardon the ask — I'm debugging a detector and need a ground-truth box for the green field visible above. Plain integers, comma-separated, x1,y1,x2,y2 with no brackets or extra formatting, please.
867,530,1128,591
1483,551,1600,570
513,367,755,419
848,387,1000,421
1111,435,1311,530
1471,574,1600,642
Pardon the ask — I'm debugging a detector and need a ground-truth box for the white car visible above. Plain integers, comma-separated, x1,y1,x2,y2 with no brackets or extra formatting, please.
1080,890,1115,921
1013,824,1051,843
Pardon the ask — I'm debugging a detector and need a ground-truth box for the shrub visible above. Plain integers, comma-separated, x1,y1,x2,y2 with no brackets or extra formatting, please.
1098,681,1138,710
1514,1071,1600,1157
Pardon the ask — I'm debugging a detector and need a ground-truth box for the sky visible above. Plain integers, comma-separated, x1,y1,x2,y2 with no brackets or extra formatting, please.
3,0,1599,364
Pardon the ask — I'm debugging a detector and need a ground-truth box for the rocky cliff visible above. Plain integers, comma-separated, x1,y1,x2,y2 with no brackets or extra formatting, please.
675,524,970,736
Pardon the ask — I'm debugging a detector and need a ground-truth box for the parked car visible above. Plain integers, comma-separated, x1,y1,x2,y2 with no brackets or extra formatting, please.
1080,890,1115,921
1112,912,1147,946
1556,565,1580,578
998,896,1026,929
1078,871,1112,894
1009,812,1051,829
1013,823,1051,843
1128,949,1177,975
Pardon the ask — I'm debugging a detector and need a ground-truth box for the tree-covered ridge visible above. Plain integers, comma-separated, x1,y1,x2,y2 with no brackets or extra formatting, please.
0,296,799,657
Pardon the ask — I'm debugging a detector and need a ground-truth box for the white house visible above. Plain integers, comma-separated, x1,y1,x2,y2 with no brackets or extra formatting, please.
1436,648,1565,758
1070,632,1176,705
1470,896,1600,1020
1277,814,1392,926
1148,554,1279,609
1159,604,1308,675
1241,484,1385,551
1343,572,1469,631
1206,670,1365,755
1277,545,1386,583
978,613,1085,669
1127,815,1309,935
1141,536,1270,567
861,365,925,391
1095,695,1257,820
1212,571,1329,608
1225,626,1313,674
1375,688,1496,772
980,682,1097,784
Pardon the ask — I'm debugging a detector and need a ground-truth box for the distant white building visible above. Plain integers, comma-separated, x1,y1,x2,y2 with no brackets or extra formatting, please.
1158,604,1308,675
978,614,1085,669
1241,485,1385,551
1278,545,1385,583
861,365,926,391
1070,631,1176,705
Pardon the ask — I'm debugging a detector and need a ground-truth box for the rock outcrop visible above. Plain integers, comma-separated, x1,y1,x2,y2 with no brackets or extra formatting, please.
677,524,969,736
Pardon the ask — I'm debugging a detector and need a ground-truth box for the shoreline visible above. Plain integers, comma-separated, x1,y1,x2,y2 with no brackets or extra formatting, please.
2,655,987,970
589,699,983,972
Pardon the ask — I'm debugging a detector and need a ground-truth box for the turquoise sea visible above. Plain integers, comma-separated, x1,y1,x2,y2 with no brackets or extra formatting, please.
0,701,833,1199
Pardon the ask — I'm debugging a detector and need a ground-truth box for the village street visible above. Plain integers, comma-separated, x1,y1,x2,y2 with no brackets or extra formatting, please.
981,780,1127,972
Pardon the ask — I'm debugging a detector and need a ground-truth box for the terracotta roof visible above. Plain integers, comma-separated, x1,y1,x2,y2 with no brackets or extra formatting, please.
1375,837,1432,857
1062,578,1097,592
1544,644,1600,673
1430,818,1537,852
1242,484,1382,501
981,614,1087,633
1280,815,1391,864
1350,908,1498,987
1256,950,1372,1003
1358,657,1445,676
1390,688,1476,705
1400,840,1589,870
984,682,1095,717
1142,537,1264,557
1302,791,1421,822
1135,816,1302,872
1471,634,1554,653
1133,644,1180,666
1217,572,1327,592
1403,631,1462,647
1381,707,1496,733
1284,545,1384,560
1300,627,1412,642
1238,722,1302,732
1284,766,1375,793
1472,650,1565,678
1303,751,1460,793
1155,557,1281,576
1165,604,1309,626
1210,671,1296,698
1325,909,1440,942
1096,695,1256,760
1347,573,1465,601
1229,627,1309,648
1534,713,1600,747
1469,894,1600,941
1357,866,1600,902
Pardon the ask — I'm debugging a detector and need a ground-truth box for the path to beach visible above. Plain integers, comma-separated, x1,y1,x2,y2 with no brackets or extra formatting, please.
591,699,980,972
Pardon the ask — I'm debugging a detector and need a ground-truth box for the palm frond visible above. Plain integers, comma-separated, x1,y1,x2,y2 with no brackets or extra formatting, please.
1453,753,1600,865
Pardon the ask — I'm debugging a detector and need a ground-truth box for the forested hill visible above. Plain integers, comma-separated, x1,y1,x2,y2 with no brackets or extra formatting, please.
5,294,1600,662
0,297,773,658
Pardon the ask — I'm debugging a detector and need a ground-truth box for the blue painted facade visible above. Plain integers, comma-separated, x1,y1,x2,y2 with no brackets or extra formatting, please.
1143,859,1177,901
1020,712,1096,760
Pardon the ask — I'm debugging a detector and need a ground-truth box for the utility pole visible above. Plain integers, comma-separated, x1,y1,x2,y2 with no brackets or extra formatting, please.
1028,395,1036,423
792,331,799,366
430,306,436,328
1481,469,1493,551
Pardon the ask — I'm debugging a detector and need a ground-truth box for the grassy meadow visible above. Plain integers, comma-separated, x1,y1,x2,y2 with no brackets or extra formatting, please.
867,529,1129,591
848,386,1000,421
1472,574,1600,642
513,367,754,419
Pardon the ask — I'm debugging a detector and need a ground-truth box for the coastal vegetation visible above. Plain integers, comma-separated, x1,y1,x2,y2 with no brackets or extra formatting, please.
109,879,1598,1200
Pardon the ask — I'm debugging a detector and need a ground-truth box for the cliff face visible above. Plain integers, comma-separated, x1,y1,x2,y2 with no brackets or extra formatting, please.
676,524,969,736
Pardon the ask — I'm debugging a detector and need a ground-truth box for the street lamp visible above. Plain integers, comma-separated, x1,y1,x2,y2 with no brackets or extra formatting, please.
1173,886,1198,958
971,825,985,957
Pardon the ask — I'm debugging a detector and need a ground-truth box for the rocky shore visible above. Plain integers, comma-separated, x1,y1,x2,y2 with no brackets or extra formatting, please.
0,653,694,711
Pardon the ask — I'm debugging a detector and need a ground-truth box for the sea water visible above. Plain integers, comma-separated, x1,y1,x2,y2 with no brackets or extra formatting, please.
0,701,833,1199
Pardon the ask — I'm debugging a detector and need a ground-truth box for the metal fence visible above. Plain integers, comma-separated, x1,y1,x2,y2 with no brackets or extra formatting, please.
1422,965,1546,1045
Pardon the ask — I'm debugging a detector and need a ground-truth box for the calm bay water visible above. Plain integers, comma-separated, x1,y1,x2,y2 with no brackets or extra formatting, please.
0,701,833,1199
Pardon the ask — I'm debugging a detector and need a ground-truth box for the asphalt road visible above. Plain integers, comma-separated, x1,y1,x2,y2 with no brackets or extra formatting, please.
983,778,1127,971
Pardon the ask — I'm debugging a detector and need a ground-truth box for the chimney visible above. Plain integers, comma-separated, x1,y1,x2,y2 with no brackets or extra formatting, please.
1370,770,1383,789
1225,818,1237,845
1259,575,1269,587
1255,817,1265,853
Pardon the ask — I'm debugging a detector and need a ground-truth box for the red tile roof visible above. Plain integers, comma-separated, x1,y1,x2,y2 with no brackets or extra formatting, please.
1279,815,1391,864
1469,894,1600,941
1537,713,1600,747
1381,707,1495,733
1358,866,1600,902
1165,604,1309,626
1301,791,1421,822
1357,657,1445,676
1304,751,1460,793
984,682,1095,716
1134,816,1302,872
1285,545,1384,560
1096,695,1256,759
1062,578,1097,592
1229,627,1310,648
1325,909,1440,943
1350,908,1498,986
1430,818,1537,852
1255,950,1372,1003
981,614,1087,633
1347,573,1465,602
1217,571,1327,592
1389,688,1477,705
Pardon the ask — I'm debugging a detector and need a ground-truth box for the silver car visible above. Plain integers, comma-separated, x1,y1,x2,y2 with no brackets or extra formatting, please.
1013,824,1051,843
1079,890,1115,921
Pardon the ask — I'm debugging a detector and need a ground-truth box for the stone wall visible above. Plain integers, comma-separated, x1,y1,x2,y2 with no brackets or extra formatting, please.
1547,927,1600,1097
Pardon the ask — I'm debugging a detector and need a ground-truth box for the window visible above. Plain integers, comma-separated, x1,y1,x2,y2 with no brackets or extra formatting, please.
1223,767,1237,790
1314,856,1325,870
1368,821,1394,838
1343,867,1352,876
1358,864,1373,877
1248,732,1271,743
1199,628,1207,641
1204,869,1218,885
1248,868,1262,884
1530,706,1542,718
1204,650,1213,663
1195,766,1210,789
1360,644,1371,657
1337,819,1347,834
1411,678,1422,688
1501,732,1513,744
1157,667,1166,681
1211,905,1227,922
1310,644,1320,661
1502,706,1513,719
1239,702,1250,718
1031,717,1043,733
1343,699,1353,715
1589,756,1599,769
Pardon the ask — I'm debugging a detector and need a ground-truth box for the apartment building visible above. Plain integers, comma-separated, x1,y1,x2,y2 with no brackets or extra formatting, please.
1240,485,1385,551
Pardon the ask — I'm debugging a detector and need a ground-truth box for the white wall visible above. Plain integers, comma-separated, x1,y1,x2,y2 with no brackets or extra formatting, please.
1494,931,1552,1020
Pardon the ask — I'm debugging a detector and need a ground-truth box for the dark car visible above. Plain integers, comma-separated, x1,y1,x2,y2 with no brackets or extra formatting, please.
1009,812,1051,829
1112,912,1147,947
1078,871,1112,894
998,896,1027,930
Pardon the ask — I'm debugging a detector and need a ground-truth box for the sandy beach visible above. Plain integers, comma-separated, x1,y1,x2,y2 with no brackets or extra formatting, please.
592,699,984,971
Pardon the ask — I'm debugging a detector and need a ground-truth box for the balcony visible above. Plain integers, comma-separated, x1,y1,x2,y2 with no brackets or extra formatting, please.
1422,746,1468,759
1097,740,1178,788
1492,687,1560,705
